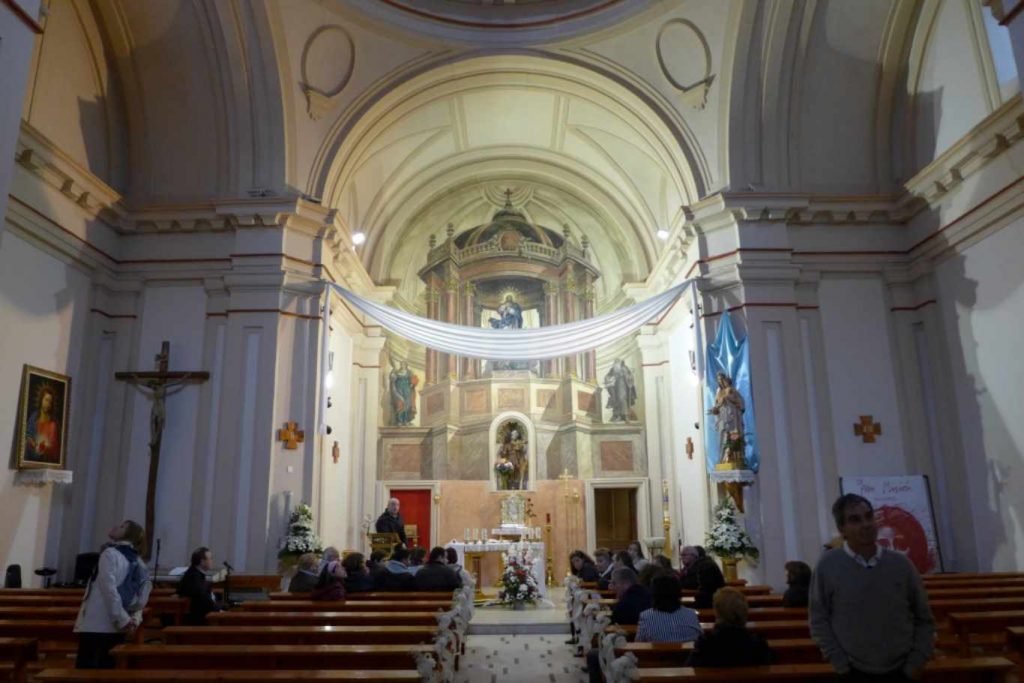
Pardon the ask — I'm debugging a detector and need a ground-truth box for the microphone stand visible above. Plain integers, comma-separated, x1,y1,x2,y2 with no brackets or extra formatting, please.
222,562,233,608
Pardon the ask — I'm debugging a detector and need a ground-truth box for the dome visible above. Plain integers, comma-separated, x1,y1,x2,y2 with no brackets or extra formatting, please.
455,199,565,250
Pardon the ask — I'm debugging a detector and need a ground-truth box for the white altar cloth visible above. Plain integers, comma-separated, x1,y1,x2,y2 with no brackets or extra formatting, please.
447,541,547,597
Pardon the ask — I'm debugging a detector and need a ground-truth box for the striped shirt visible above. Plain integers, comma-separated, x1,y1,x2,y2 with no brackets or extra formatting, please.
636,606,702,643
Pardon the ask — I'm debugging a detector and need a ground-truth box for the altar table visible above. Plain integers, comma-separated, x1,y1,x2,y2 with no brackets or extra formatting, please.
447,541,547,597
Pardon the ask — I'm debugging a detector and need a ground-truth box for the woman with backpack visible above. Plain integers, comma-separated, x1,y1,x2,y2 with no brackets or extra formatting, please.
74,520,151,669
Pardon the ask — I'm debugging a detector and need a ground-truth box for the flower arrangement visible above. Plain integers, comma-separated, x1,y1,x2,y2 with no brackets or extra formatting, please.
498,543,540,606
495,459,515,489
278,503,323,559
705,497,759,561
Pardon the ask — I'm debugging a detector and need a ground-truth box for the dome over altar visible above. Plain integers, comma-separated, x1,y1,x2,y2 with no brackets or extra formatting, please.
454,198,565,250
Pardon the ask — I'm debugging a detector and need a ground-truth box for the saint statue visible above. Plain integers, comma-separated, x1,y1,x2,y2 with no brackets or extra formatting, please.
389,360,419,426
490,294,523,329
710,371,746,467
604,358,637,422
495,423,527,490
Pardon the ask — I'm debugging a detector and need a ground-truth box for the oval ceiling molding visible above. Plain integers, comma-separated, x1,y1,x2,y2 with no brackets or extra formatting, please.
300,25,355,120
655,19,715,109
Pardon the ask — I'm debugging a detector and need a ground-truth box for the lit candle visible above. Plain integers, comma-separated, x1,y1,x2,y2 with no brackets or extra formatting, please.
464,528,470,542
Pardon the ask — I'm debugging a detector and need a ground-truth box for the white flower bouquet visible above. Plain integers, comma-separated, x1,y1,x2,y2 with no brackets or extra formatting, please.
705,498,759,561
278,502,323,559
498,543,540,605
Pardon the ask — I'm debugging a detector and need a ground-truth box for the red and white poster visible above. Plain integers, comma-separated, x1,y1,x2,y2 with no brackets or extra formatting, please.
840,475,943,574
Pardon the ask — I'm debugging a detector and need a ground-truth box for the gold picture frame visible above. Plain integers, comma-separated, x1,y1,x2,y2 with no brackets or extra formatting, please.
15,365,71,470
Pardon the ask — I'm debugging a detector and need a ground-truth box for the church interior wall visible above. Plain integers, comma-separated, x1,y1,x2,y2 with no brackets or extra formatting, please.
0,228,92,582
935,219,1024,570
21,0,127,193
0,0,39,234
817,276,910,477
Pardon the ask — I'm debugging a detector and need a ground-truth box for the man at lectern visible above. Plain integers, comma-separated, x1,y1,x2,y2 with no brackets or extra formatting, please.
375,497,407,546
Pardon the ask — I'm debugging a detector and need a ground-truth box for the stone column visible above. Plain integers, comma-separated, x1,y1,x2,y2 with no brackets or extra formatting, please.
638,331,672,547
425,285,439,384
352,333,387,550
580,276,597,382
543,281,559,377
563,270,579,378
444,275,459,380
462,282,478,379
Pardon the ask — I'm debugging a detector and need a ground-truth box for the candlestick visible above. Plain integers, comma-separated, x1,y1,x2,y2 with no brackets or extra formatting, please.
464,527,470,542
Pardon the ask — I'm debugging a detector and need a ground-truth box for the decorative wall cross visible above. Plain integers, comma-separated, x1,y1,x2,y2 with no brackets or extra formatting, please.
114,341,210,558
278,421,305,449
854,415,882,443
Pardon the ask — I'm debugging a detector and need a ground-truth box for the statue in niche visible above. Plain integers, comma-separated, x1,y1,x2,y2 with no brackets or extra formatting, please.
710,371,747,467
604,358,637,422
495,421,527,490
388,360,419,426
489,294,523,330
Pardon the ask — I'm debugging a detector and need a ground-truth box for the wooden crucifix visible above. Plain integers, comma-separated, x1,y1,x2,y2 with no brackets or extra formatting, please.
115,341,209,558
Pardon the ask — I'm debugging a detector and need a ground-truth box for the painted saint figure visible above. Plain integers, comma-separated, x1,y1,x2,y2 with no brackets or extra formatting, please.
389,360,419,426
25,384,60,463
604,358,637,422
710,372,746,466
490,294,523,329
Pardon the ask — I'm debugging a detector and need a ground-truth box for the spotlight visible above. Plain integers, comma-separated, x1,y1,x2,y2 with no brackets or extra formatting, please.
656,229,670,240
352,231,366,245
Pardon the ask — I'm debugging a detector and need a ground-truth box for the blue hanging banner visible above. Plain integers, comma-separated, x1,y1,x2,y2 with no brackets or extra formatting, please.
703,312,759,473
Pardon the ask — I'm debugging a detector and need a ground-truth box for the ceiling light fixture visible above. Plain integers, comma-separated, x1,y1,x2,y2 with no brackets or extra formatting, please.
656,229,670,240
352,231,366,245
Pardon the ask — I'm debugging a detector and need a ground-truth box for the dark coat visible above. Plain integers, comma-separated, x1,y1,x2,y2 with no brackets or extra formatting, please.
375,512,407,545
686,625,774,667
693,558,725,609
287,570,319,593
677,565,700,590
575,561,600,582
343,571,376,594
597,564,614,590
375,562,415,592
414,561,462,592
782,583,809,608
610,584,651,626
176,566,218,625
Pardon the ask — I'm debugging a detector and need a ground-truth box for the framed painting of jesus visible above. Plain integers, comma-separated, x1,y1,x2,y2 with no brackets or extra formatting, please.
15,365,71,469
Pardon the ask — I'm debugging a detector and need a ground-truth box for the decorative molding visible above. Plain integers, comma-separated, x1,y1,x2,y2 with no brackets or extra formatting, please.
14,469,73,486
300,26,355,121
655,19,715,110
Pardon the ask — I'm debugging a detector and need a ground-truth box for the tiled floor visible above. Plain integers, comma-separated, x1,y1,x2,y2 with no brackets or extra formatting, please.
455,633,588,683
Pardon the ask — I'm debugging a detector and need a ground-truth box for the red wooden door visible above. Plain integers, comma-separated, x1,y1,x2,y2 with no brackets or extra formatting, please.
391,489,431,549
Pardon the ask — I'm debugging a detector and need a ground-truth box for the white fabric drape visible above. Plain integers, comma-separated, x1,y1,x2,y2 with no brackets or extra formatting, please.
329,282,688,361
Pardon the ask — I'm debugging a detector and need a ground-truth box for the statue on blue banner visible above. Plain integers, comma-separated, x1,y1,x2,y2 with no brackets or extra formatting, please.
711,371,746,467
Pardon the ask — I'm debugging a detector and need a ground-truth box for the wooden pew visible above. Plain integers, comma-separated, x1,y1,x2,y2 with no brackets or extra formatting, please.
947,611,1024,656
1007,626,1024,659
616,638,822,666
0,596,186,625
0,608,80,620
0,638,37,683
234,600,449,613
35,671,422,682
925,579,1024,590
268,591,452,601
112,643,434,670
927,587,1024,600
632,656,1015,681
924,573,1024,582
610,621,811,641
930,598,1024,623
163,625,439,646
207,611,441,627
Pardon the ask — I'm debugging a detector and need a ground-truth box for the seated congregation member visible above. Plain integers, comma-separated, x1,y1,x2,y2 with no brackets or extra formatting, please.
569,550,600,582
613,550,636,573
177,546,220,625
693,555,726,609
74,520,151,669
637,561,668,588
687,587,773,667
782,559,811,608
677,545,701,590
311,558,346,600
367,550,387,572
586,568,651,683
445,547,473,587
594,547,613,589
652,555,673,571
407,546,427,575
376,545,415,591
627,541,648,572
415,546,462,591
287,553,319,593
610,567,651,626
342,552,375,593
637,575,701,643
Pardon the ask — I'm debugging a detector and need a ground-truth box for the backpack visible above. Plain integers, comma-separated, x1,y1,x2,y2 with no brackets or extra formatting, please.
111,545,149,611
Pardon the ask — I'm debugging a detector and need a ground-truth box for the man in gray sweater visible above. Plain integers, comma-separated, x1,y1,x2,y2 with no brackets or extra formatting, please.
810,493,934,681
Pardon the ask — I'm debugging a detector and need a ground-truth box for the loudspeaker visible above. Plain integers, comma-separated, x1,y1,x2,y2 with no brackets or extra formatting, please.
4,565,21,589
